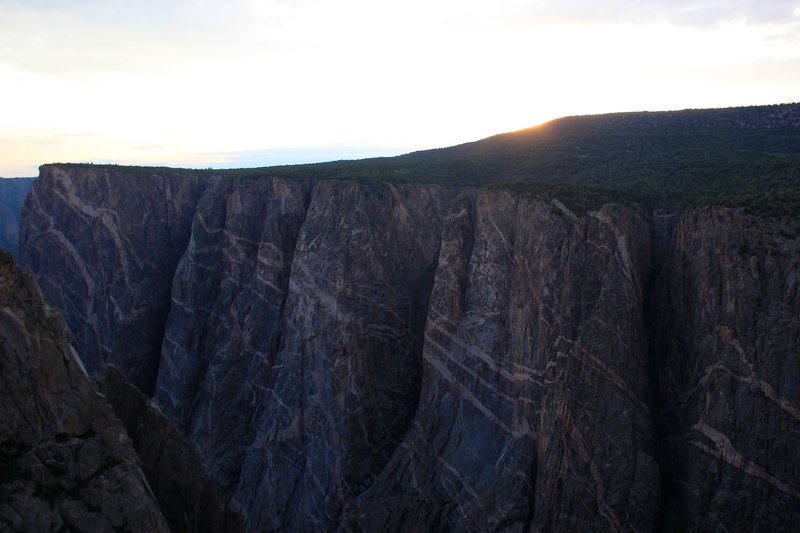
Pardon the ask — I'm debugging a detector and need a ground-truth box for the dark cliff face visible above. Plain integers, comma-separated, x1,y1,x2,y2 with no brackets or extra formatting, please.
0,249,169,532
152,176,312,498
17,165,800,531
652,209,800,532
19,165,209,392
152,177,454,529
230,181,452,530
100,366,245,533
351,194,659,532
0,177,34,256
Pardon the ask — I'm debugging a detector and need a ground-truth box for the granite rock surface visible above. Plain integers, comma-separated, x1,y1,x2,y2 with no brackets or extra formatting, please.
19,165,209,392
0,177,34,256
17,165,800,531
349,193,660,532
0,248,169,532
101,365,245,533
652,208,800,532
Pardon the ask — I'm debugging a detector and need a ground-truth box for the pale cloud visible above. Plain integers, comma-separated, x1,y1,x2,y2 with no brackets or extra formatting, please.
648,0,800,25
1,1,800,176
506,0,800,26
0,1,247,78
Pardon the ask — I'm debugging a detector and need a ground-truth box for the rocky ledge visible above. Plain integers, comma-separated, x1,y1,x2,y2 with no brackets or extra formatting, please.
0,248,168,532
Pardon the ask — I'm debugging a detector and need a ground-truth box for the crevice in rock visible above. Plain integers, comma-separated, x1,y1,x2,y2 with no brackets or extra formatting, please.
643,209,682,533
99,365,245,532
204,178,319,509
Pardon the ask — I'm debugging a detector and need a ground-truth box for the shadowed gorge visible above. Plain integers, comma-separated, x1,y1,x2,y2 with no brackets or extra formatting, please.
12,104,800,531
0,178,35,256
0,249,169,532
0,249,245,532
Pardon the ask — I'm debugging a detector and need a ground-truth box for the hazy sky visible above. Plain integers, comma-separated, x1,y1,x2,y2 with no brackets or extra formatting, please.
2,0,800,176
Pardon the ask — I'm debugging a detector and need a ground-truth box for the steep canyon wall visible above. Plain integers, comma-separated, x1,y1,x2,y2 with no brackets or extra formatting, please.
0,249,169,532
17,165,800,531
0,177,34,256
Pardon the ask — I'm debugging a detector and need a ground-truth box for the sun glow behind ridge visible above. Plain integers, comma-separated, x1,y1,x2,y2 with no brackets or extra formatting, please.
1,0,799,176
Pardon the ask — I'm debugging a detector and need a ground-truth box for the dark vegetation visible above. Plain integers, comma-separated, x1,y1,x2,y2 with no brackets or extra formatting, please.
54,103,800,216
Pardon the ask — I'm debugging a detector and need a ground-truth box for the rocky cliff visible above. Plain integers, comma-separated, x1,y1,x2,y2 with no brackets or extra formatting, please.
0,247,243,533
0,248,169,532
0,177,35,256
18,165,800,531
19,166,208,392
349,195,659,532
652,209,800,532
100,365,245,533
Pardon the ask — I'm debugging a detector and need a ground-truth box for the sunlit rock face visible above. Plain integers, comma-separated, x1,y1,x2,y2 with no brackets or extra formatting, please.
0,249,169,532
18,165,800,531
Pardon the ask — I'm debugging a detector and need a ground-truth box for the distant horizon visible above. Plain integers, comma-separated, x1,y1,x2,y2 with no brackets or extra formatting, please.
2,100,798,178
2,1,799,177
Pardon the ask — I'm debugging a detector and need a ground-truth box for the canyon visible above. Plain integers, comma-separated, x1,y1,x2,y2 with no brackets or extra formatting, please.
0,248,169,531
0,177,34,256
10,158,800,531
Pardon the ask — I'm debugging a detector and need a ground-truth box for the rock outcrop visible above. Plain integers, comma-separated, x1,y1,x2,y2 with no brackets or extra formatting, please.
149,177,454,529
349,194,659,532
151,176,313,499
101,365,245,533
652,208,800,532
17,165,800,531
0,177,34,256
0,248,169,532
19,165,209,392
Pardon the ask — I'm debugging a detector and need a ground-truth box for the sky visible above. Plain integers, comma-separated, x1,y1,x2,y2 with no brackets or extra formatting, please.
1,0,800,176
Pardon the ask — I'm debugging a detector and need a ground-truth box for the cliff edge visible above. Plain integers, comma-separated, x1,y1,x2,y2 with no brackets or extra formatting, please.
17,165,800,531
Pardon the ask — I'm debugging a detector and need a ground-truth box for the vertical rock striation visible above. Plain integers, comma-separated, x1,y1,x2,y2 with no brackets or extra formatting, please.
0,249,168,532
101,366,245,533
19,165,210,393
351,193,659,532
0,177,34,256
652,208,800,531
148,176,454,530
16,165,800,531
153,176,312,497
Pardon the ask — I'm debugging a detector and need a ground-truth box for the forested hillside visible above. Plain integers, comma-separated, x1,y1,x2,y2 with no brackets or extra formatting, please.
50,103,800,216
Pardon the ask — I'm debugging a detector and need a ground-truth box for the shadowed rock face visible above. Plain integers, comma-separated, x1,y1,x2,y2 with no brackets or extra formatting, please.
0,177,34,256
349,193,659,532
0,249,168,532
226,181,453,530
652,208,800,532
101,366,245,533
17,165,800,531
152,177,313,498
149,176,453,529
19,166,209,393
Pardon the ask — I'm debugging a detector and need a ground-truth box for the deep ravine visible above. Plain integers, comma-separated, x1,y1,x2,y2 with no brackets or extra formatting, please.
17,164,800,532
0,248,169,532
